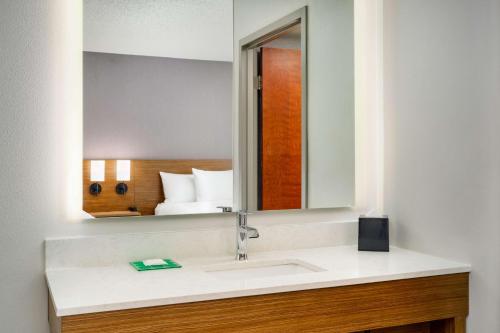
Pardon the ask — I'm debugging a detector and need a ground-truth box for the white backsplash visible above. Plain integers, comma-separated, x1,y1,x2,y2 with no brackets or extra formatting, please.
45,221,357,270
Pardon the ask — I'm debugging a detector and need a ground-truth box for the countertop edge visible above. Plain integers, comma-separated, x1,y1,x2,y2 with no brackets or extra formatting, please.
51,266,471,317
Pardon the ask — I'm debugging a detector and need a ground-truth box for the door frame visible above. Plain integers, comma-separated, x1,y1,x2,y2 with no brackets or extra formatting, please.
238,7,308,212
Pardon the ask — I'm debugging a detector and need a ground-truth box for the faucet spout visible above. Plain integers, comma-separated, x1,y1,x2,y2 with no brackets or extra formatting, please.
236,211,259,261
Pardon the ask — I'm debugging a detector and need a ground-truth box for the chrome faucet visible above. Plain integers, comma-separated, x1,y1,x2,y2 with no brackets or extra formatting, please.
236,211,259,261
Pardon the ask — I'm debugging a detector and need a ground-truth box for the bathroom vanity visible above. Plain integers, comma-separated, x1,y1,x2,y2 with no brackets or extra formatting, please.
48,2,472,332
46,246,469,333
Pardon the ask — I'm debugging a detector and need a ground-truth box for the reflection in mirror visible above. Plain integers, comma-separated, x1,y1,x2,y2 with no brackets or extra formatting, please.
239,2,355,212
81,0,355,219
82,0,233,219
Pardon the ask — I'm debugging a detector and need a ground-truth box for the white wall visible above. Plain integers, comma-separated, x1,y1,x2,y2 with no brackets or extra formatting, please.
0,2,83,332
383,0,500,331
84,0,233,62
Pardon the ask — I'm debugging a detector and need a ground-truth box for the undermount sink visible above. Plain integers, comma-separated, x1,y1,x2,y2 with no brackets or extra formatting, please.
204,259,325,280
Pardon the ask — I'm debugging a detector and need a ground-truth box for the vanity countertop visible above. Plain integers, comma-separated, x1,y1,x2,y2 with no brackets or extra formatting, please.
46,245,470,316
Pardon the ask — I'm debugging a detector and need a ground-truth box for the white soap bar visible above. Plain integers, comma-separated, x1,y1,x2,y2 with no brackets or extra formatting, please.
143,259,166,266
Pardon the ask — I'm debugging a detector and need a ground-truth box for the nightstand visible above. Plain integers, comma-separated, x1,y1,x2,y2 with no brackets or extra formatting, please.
90,211,141,218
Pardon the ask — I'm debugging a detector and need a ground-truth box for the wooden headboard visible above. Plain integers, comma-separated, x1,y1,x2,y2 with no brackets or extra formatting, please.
83,159,232,216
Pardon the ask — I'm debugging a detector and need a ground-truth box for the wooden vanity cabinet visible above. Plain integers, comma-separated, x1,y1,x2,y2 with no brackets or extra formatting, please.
49,273,468,333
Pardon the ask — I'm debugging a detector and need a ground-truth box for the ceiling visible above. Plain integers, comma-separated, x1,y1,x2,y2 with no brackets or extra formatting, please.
84,0,233,62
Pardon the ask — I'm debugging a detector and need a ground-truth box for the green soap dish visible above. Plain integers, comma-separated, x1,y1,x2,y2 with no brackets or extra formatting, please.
130,259,182,272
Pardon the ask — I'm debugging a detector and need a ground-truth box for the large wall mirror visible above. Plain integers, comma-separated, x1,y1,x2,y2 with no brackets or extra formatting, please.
81,0,354,219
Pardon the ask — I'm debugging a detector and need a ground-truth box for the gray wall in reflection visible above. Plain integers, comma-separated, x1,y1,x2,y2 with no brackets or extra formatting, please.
84,52,232,159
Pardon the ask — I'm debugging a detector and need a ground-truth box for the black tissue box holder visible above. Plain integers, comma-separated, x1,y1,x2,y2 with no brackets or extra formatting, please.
358,215,389,252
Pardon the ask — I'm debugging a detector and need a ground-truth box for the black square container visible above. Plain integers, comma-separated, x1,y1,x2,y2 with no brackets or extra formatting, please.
358,215,389,252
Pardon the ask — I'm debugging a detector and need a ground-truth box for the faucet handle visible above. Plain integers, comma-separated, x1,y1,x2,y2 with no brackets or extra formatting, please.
247,226,260,239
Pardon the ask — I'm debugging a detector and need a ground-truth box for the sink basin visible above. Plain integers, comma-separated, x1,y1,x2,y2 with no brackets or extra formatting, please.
204,259,325,280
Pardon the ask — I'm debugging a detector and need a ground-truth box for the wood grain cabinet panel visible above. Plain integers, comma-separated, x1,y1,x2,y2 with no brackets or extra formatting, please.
51,273,468,333
367,317,466,333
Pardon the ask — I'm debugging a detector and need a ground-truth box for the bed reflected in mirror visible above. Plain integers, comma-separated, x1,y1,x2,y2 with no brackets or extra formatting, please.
82,0,233,218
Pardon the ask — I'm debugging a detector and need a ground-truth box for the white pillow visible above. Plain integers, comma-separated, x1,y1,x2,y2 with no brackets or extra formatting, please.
159,172,196,203
192,168,233,202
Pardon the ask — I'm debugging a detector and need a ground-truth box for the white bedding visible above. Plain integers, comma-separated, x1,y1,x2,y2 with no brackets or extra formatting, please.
81,210,95,219
155,200,232,215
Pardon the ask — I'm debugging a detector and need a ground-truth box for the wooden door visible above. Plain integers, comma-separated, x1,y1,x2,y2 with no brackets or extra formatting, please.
260,47,302,210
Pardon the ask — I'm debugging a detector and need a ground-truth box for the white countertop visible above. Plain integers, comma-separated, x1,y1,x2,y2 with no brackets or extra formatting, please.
46,246,470,316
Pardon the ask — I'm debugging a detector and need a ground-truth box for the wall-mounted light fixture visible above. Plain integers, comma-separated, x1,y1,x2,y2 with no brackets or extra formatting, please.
89,160,105,196
115,160,130,195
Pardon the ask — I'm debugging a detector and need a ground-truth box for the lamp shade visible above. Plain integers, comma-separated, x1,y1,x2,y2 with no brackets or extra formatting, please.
90,160,105,182
116,160,131,181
